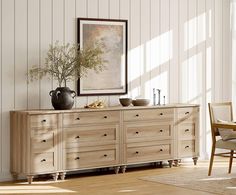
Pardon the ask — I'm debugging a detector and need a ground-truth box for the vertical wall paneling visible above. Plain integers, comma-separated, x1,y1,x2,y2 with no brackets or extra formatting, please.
140,0,151,100
40,0,52,109
76,0,88,108
179,0,188,103
0,0,2,171
1,0,14,172
28,0,40,109
109,0,121,106
87,0,99,104
150,0,160,106
15,0,27,110
160,0,170,104
98,0,109,106
223,0,231,101
214,0,223,101
169,0,179,103
130,0,141,99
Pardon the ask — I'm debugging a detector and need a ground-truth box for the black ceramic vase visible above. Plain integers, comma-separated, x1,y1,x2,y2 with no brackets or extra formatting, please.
49,87,76,110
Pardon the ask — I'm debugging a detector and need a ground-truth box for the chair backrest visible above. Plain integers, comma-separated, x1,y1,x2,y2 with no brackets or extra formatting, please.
208,102,233,139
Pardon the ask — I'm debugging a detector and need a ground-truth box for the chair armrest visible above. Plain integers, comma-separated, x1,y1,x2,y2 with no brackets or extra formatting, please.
212,122,236,129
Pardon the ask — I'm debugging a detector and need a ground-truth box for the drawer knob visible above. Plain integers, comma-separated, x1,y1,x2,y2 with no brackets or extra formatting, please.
75,135,80,139
136,114,139,117
76,117,80,120
185,129,190,132
104,154,107,157
75,157,80,160
136,131,139,134
160,113,163,116
104,116,108,119
104,134,107,137
41,159,46,162
41,119,46,123
42,139,46,143
160,149,163,152
185,145,190,149
185,112,190,115
160,129,163,132
135,151,139,154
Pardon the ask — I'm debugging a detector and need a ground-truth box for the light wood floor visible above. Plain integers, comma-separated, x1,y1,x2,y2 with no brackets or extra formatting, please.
0,159,230,195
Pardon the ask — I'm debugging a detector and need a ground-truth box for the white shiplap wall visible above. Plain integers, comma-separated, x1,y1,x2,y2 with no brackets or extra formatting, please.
0,0,231,181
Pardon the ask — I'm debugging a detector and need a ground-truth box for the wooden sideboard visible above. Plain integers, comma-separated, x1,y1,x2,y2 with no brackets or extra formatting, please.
10,104,199,184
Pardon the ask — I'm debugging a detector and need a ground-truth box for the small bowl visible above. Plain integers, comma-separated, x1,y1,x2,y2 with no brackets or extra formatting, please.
132,99,150,106
119,98,132,107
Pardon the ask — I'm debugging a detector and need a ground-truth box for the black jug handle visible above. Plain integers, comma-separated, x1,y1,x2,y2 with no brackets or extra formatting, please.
71,90,76,98
49,90,54,96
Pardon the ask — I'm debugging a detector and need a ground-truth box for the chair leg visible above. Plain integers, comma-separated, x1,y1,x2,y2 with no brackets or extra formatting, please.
208,145,215,176
229,150,234,174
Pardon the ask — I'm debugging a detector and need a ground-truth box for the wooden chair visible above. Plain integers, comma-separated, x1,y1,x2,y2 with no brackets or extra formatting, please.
208,102,236,176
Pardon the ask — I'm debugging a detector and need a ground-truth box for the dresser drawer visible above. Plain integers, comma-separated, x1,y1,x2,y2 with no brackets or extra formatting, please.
177,107,199,120
31,132,55,152
179,140,195,157
178,123,195,140
126,124,171,143
124,108,174,122
66,149,117,170
64,125,118,148
31,152,56,173
30,114,57,129
63,111,120,126
127,144,171,163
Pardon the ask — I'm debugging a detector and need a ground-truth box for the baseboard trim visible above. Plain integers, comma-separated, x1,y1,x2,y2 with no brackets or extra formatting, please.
0,172,13,182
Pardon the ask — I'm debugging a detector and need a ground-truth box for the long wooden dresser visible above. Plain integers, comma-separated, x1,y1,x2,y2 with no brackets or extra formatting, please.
10,104,199,184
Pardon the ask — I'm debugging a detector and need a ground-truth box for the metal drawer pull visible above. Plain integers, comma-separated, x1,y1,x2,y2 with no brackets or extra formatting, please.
75,157,80,160
104,154,107,157
75,136,80,139
185,129,190,132
185,145,190,149
41,159,46,162
136,131,139,134
42,139,46,142
76,117,80,120
160,129,163,132
185,112,189,115
160,113,163,115
41,119,46,122
135,151,139,154
103,134,107,136
136,114,139,117
160,149,163,152
104,116,108,119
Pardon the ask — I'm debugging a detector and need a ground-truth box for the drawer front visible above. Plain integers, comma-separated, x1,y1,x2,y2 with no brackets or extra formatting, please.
31,132,55,152
63,111,120,126
64,125,118,148
124,108,174,122
66,149,117,170
127,144,171,163
177,107,199,120
179,140,195,157
30,114,57,129
126,124,171,143
31,152,56,173
178,123,195,140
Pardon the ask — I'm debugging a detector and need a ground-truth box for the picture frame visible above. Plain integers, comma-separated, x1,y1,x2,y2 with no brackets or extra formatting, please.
77,18,128,96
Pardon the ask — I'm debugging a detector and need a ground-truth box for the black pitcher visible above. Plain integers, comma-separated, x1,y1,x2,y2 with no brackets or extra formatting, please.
49,87,76,110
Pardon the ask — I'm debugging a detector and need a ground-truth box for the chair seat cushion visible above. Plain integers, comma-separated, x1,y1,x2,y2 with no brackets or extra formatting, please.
216,139,236,150
217,119,236,141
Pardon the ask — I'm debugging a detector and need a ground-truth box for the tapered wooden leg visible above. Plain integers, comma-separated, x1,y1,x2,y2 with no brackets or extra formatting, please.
168,160,173,168
174,159,179,167
59,172,66,180
229,150,234,174
193,157,198,165
52,173,59,181
208,144,215,176
27,175,34,184
121,166,126,173
114,166,120,174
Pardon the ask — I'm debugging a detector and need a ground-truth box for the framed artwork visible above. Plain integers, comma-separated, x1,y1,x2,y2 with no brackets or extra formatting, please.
77,18,128,96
